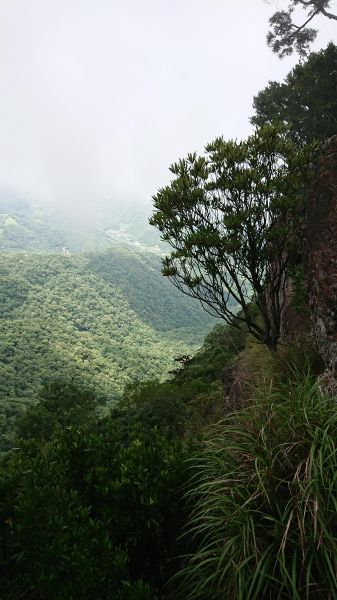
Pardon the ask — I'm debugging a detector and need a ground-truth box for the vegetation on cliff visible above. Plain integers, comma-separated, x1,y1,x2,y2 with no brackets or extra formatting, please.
178,367,337,599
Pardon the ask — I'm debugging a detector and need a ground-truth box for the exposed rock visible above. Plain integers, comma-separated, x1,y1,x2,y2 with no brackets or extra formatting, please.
222,342,273,412
317,369,337,398
279,275,311,341
222,362,246,412
304,135,337,387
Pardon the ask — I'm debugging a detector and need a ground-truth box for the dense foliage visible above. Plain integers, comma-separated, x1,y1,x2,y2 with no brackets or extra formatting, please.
0,322,242,599
151,125,314,349
113,322,246,439
3,317,336,599
0,418,188,599
0,249,216,451
251,43,337,145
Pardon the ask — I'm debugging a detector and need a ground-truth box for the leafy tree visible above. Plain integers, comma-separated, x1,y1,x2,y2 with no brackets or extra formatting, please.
251,43,337,144
150,125,314,350
267,0,337,58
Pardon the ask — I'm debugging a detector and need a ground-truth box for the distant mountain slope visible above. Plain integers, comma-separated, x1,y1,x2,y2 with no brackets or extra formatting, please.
0,197,163,253
0,199,67,252
0,249,219,450
87,249,218,341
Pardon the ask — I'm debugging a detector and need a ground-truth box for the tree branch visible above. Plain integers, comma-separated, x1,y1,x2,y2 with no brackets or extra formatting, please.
320,8,337,20
286,9,319,39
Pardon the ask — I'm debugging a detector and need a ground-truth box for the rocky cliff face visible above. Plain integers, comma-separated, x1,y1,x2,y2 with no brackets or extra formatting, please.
304,135,337,389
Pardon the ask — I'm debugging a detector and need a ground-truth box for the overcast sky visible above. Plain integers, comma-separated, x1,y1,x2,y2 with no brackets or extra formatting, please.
0,0,335,214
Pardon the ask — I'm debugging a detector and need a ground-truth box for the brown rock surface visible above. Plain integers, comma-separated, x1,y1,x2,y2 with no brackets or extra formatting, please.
279,275,311,341
222,342,273,412
304,135,337,376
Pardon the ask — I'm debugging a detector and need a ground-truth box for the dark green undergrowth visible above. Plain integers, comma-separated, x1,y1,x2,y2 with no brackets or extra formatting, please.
1,330,335,599
0,322,241,598
0,421,189,599
177,369,337,599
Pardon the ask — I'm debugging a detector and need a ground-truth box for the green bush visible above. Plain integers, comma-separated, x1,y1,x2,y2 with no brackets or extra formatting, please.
0,421,188,599
15,382,99,441
115,377,222,440
178,370,337,599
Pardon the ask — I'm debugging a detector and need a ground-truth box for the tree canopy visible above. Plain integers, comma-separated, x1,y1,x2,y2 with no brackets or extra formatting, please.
150,125,314,349
0,250,215,451
267,0,337,58
251,43,337,144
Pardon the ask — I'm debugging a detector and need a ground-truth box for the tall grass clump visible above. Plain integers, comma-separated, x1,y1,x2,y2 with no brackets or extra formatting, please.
178,370,337,599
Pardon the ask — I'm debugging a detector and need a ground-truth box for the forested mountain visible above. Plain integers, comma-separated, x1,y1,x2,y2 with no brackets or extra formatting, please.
0,197,162,254
0,249,218,451
0,199,67,253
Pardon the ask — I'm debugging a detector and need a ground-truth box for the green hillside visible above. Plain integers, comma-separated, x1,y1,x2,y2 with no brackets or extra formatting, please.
0,197,163,254
0,200,67,252
0,248,217,450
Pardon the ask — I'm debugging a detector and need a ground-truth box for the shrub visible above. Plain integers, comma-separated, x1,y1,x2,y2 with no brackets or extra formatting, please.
0,422,188,599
